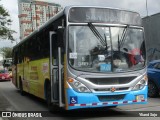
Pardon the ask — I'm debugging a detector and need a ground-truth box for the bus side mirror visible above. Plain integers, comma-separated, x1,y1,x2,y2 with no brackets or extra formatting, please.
57,28,64,48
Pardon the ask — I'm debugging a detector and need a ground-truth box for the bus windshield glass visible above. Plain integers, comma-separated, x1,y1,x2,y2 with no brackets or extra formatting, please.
68,25,146,73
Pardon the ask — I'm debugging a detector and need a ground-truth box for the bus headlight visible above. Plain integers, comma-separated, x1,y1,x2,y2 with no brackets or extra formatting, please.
68,78,91,93
132,75,148,91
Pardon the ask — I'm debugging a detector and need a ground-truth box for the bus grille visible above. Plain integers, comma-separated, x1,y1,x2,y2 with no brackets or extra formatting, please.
98,94,125,102
86,76,136,85
94,87,129,92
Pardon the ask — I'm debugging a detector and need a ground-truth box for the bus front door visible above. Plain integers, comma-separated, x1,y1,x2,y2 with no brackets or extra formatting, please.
49,31,64,107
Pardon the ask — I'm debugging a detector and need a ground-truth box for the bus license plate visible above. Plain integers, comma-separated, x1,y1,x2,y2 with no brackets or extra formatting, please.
136,95,144,101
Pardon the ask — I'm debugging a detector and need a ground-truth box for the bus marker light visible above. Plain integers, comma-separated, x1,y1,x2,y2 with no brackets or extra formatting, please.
68,78,74,83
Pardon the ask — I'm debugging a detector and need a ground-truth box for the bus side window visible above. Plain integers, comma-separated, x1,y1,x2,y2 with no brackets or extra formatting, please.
26,36,38,61
57,28,64,48
13,49,18,65
24,41,30,62
30,36,37,60
18,46,23,64
52,33,58,59
36,33,43,59
42,29,50,58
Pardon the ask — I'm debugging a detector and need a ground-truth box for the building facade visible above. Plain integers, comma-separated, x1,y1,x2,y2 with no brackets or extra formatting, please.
18,0,62,40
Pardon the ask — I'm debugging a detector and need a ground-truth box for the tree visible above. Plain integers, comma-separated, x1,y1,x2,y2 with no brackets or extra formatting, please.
0,47,12,58
0,1,16,41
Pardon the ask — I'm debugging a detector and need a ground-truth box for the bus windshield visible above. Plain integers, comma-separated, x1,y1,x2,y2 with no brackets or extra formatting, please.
68,25,146,73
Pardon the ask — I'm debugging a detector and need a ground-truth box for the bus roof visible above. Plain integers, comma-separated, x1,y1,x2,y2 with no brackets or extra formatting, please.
14,6,141,49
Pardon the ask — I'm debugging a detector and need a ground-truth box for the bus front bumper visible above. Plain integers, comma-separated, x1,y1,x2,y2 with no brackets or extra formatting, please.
66,86,148,110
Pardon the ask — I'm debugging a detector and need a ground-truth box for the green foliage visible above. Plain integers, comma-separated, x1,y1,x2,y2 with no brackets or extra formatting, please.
0,2,16,41
0,47,12,58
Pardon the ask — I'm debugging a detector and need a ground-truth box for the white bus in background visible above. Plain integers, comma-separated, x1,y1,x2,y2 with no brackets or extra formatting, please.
2,58,12,70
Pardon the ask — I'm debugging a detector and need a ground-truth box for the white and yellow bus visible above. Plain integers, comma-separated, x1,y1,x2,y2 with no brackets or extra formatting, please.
12,6,148,111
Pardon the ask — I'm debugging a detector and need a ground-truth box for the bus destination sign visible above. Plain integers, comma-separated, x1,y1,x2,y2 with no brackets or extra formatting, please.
68,7,142,26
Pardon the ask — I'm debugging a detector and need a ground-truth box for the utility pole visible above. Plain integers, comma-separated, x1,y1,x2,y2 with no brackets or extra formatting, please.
146,0,148,16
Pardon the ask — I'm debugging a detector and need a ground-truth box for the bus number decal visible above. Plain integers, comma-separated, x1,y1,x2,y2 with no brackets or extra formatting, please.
100,64,111,72
69,53,77,59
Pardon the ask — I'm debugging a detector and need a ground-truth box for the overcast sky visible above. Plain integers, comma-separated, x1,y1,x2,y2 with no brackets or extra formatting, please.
0,0,160,48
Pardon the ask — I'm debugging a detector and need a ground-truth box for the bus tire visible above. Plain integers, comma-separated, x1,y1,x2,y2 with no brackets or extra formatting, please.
46,83,60,112
148,81,159,98
19,79,25,96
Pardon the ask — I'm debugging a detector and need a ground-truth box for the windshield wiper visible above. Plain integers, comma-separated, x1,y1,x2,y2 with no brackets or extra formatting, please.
118,35,120,53
119,25,129,48
88,22,106,46
104,34,109,55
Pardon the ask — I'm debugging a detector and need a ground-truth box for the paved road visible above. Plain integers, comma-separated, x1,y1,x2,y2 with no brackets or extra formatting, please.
0,81,160,120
